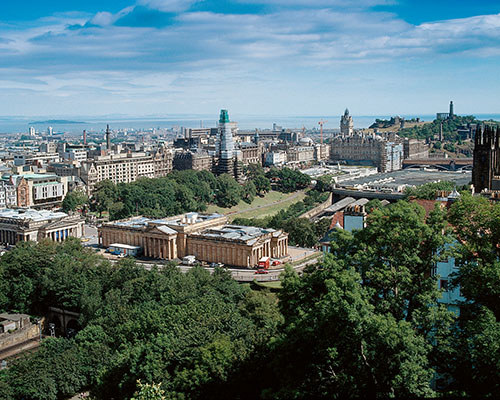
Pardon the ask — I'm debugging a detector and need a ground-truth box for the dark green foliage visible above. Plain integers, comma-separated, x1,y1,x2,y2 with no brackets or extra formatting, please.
90,169,283,221
233,190,330,247
399,116,478,141
440,194,500,397
404,180,456,200
0,243,281,400
264,260,435,398
266,167,311,193
62,190,88,212
215,174,242,207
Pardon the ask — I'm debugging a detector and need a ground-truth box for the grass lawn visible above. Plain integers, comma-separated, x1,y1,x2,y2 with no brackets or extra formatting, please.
253,280,283,289
205,190,306,222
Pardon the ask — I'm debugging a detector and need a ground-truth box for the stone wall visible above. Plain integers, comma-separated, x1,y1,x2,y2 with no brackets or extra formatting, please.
0,321,40,353
299,193,333,220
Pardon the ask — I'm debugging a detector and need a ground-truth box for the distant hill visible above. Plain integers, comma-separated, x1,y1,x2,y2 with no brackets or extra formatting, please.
29,119,85,124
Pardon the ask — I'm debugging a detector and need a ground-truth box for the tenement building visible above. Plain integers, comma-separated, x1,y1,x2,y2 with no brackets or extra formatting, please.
98,212,289,268
330,133,403,172
80,149,173,193
403,138,429,160
173,150,213,171
0,209,84,245
472,124,500,193
4,173,68,209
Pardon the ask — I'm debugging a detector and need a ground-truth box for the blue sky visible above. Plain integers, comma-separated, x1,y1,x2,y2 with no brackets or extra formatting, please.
0,0,499,119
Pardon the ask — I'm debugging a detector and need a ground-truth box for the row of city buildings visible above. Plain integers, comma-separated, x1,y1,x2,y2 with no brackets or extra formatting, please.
0,109,432,209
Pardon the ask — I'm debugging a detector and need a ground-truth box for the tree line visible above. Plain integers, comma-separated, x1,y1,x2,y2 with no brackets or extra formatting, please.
1,194,499,399
398,115,478,141
66,166,311,221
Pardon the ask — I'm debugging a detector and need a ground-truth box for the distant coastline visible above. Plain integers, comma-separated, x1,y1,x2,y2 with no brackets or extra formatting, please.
28,119,85,125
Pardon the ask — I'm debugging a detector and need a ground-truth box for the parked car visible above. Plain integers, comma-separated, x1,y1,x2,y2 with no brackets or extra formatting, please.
271,260,282,266
255,269,269,274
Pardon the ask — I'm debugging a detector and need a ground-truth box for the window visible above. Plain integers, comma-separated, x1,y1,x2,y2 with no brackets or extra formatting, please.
440,279,449,291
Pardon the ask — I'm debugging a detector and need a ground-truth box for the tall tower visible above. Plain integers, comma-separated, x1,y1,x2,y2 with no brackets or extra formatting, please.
472,124,500,193
449,101,454,119
83,130,87,146
106,124,111,150
216,109,235,175
340,108,354,136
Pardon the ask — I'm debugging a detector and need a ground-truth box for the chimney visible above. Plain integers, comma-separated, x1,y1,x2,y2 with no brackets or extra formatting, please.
106,124,111,150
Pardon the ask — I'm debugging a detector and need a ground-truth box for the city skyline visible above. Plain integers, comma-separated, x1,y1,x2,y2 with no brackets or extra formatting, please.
1,0,500,117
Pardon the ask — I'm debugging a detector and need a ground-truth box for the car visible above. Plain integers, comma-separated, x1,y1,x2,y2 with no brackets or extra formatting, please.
271,260,282,266
254,269,269,274
81,238,90,242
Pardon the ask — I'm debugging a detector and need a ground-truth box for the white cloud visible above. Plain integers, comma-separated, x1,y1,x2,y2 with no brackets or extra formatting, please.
0,4,500,115
138,0,201,13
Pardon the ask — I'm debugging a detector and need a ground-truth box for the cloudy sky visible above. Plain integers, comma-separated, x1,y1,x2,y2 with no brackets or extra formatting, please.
0,0,499,118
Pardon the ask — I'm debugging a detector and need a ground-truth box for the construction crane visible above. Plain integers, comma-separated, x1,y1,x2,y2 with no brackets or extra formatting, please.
318,120,328,145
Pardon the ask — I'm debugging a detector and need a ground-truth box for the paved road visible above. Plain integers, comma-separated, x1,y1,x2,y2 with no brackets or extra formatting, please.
82,224,98,247
129,251,322,282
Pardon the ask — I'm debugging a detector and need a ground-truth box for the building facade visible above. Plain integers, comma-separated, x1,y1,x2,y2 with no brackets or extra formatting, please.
403,138,429,160
0,181,17,209
173,150,213,172
0,209,84,245
81,151,173,193
340,108,354,136
330,133,403,172
5,173,68,209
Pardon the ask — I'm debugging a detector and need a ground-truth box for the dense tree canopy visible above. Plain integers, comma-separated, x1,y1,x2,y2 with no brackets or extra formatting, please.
266,167,311,193
0,241,282,400
1,196,499,399
399,116,478,141
62,189,88,212
90,168,310,221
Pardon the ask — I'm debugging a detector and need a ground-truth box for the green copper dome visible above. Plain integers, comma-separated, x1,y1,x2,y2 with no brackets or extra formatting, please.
219,109,230,123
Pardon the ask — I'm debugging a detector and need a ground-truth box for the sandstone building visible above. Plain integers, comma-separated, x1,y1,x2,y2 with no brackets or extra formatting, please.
81,148,173,193
0,208,84,245
98,212,289,268
330,133,403,173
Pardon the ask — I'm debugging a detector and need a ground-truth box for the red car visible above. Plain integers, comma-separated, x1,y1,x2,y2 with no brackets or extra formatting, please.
272,260,282,266
255,269,269,274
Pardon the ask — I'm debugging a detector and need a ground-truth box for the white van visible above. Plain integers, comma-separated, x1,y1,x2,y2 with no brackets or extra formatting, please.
182,255,196,265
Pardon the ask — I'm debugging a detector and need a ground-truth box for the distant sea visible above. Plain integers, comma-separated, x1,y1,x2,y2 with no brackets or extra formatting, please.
0,114,499,135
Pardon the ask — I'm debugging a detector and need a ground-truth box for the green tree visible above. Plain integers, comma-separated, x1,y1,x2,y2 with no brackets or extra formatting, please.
215,174,242,208
242,181,257,204
283,218,316,247
264,262,434,399
92,180,118,217
253,174,271,195
62,190,88,212
404,181,456,200
131,381,166,400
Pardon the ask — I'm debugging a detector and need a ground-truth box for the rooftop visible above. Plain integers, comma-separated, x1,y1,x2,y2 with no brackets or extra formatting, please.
194,224,280,244
0,208,67,221
338,169,472,191
110,213,225,229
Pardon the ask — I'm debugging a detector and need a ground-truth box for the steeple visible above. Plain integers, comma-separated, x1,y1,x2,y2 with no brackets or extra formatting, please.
340,108,354,136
